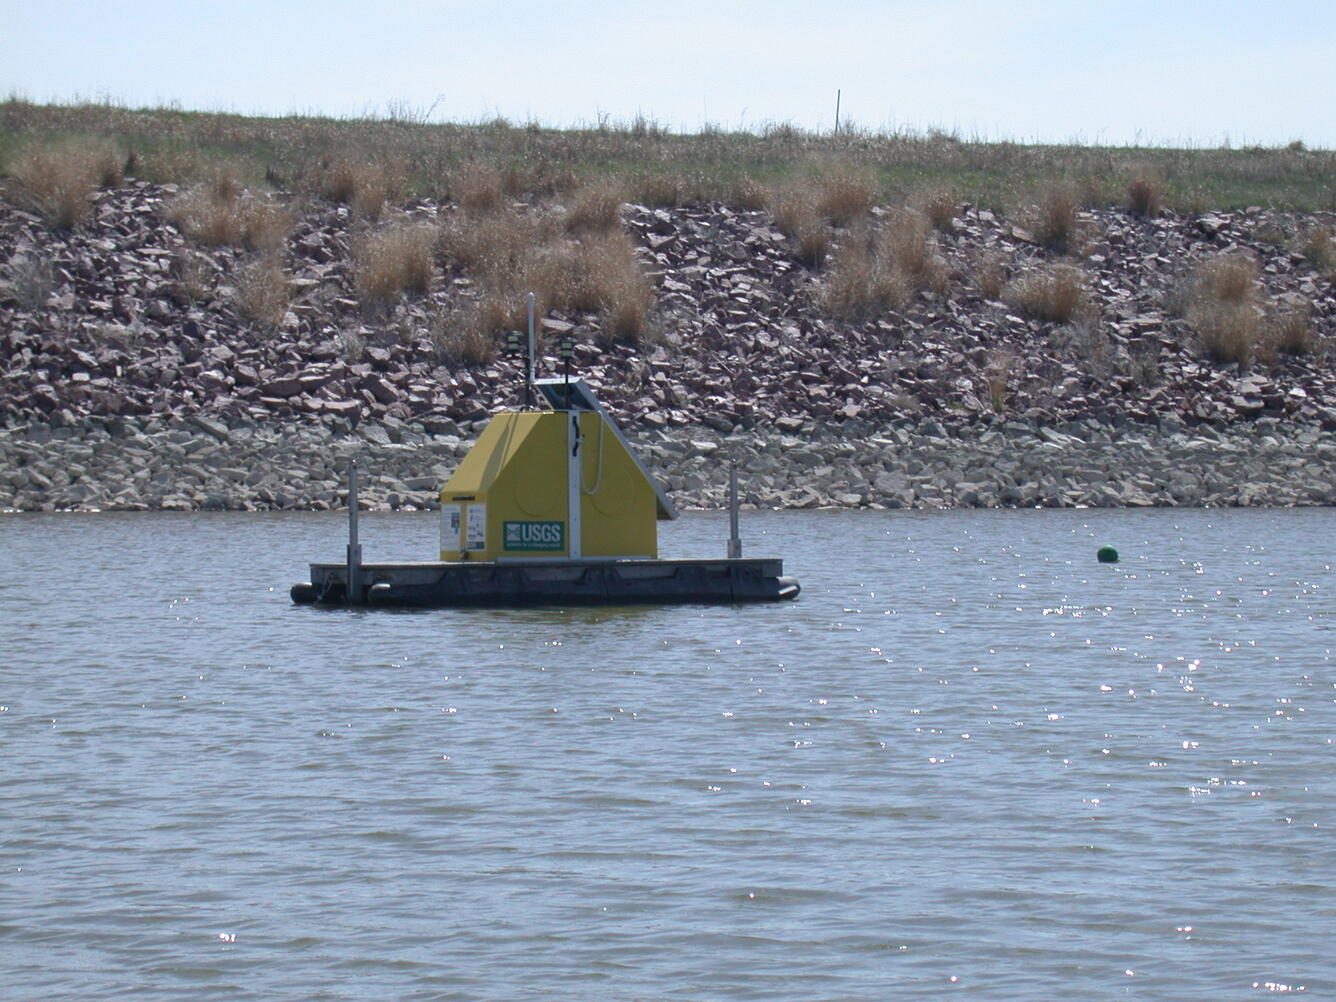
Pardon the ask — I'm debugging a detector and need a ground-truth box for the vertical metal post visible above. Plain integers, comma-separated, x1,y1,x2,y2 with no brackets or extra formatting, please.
346,463,363,604
728,460,741,559
834,89,841,134
523,337,532,409
526,292,536,405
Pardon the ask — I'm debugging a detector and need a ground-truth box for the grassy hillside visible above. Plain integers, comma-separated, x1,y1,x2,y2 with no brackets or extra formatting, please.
2,99,1334,212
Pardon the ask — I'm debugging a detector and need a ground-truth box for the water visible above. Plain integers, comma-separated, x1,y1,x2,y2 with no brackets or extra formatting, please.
2,508,1334,1000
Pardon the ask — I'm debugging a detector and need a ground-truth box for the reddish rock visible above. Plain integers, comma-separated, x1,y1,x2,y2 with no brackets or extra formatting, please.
363,375,400,404
259,378,303,398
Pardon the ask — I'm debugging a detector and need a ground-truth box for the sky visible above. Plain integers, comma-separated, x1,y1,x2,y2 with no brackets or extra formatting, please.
5,0,1335,147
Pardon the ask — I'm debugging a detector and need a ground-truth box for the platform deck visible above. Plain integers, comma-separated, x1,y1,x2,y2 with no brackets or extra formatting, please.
292,557,799,607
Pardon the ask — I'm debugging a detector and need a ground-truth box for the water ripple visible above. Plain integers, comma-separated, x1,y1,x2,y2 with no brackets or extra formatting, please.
2,508,1334,999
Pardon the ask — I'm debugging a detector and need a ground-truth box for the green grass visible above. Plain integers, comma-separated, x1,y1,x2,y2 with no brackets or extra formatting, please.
2,98,1335,211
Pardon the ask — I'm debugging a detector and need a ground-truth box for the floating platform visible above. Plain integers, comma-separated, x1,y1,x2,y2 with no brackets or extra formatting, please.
291,557,800,608
290,336,799,611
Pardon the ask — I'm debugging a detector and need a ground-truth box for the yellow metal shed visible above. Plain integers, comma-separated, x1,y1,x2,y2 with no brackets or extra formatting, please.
438,379,676,561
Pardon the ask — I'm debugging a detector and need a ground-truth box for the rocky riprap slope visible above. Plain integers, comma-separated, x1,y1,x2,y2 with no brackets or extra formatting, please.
3,412,1332,513
1,181,1335,512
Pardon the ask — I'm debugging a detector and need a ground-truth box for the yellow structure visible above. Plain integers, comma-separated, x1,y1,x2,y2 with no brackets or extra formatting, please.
439,380,676,561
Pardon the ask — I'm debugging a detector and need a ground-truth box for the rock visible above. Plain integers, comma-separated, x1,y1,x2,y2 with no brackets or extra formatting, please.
323,399,361,418
190,415,231,441
364,376,400,404
259,377,303,398
874,471,909,493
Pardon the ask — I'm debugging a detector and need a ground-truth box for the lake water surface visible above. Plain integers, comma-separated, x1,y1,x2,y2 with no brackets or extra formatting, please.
2,508,1334,999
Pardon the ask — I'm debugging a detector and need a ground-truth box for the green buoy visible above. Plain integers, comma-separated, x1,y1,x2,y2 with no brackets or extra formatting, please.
1097,545,1119,563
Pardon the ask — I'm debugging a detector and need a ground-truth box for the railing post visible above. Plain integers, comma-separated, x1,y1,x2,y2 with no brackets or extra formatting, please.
728,460,741,559
346,463,363,603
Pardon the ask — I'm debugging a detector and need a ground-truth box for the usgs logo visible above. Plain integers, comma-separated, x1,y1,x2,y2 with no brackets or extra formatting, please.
503,520,565,551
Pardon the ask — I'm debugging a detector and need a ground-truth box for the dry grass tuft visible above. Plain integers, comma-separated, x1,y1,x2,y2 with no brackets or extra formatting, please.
768,190,806,234
823,210,948,317
884,209,948,293
634,173,688,208
1127,172,1163,216
731,176,769,211
430,307,498,364
1032,182,1080,254
824,231,911,317
3,252,55,308
437,206,653,343
496,164,529,197
207,167,242,202
166,173,291,251
241,200,291,252
92,144,125,188
234,256,291,325
320,158,404,219
977,251,1008,300
816,170,875,225
1184,253,1261,364
792,223,832,268
167,248,210,305
437,207,555,279
1270,299,1315,356
130,146,203,185
10,138,123,228
512,160,578,199
564,183,625,234
452,163,505,215
355,223,435,307
1194,252,1258,304
473,287,536,335
1189,299,1260,365
320,160,359,203
770,189,831,267
565,231,654,342
1078,174,1111,208
1297,224,1336,271
601,288,655,343
1003,263,1089,323
918,188,959,231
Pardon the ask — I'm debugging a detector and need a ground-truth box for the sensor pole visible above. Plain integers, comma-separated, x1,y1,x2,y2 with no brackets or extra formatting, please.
346,463,363,602
728,460,741,559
